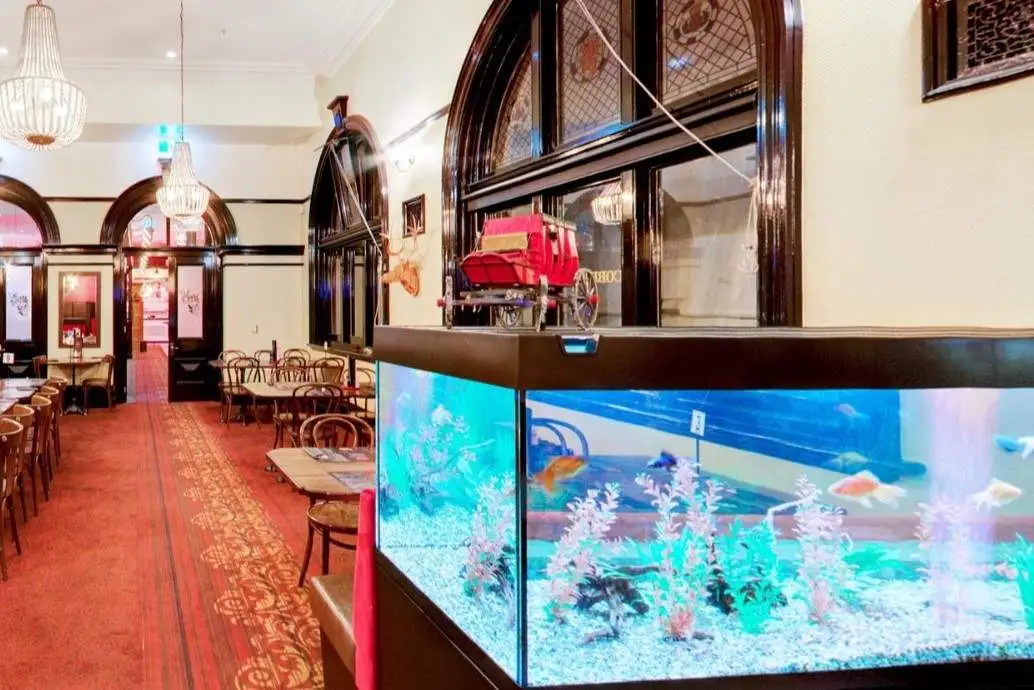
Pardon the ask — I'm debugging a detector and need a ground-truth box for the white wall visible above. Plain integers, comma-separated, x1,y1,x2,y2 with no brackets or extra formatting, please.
314,0,1034,330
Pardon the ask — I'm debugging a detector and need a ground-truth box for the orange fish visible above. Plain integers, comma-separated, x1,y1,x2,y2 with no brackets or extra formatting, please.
534,456,587,496
828,470,907,508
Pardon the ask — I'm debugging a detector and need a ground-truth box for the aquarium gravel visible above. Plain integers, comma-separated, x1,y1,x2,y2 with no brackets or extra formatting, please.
383,533,1034,687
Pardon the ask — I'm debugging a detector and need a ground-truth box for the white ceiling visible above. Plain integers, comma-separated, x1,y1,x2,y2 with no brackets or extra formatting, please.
0,0,394,77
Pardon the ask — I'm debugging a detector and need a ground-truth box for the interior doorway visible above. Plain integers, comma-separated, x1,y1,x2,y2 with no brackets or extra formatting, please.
101,176,238,404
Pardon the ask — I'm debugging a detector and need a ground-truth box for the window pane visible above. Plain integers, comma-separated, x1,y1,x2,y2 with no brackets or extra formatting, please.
5,264,32,340
352,250,367,342
0,201,42,248
331,254,344,343
176,265,204,338
559,0,621,144
493,50,535,170
562,182,622,327
658,143,757,327
660,0,758,103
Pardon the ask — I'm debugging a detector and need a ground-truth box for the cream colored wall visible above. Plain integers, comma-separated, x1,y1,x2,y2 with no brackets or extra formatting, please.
46,255,115,382
222,255,307,353
312,0,1034,330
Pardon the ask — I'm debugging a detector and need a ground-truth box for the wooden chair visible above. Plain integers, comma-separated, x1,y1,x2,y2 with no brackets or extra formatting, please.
221,357,259,426
283,348,311,361
297,416,364,586
349,367,375,418
83,354,115,412
2,405,33,521
219,350,247,362
44,378,66,465
254,349,276,383
273,383,346,449
312,357,347,385
0,418,26,581
30,395,54,495
38,385,60,478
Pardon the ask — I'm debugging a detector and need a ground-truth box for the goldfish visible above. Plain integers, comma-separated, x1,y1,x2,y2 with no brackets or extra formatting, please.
828,470,907,508
646,450,683,471
430,404,452,426
835,403,867,420
824,451,869,473
971,478,1022,511
533,456,587,496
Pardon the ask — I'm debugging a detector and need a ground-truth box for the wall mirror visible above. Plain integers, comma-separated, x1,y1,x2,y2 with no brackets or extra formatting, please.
59,271,101,347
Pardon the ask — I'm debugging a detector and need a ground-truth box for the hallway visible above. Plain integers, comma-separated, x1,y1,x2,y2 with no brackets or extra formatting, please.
0,352,325,689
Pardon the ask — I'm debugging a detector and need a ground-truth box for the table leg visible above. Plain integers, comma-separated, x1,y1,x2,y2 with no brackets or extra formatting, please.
64,363,86,416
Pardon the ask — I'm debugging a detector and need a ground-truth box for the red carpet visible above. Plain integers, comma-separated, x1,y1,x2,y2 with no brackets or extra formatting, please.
0,352,329,689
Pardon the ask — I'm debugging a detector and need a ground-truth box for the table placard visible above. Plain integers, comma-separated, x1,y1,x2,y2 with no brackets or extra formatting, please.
330,470,376,492
304,447,372,463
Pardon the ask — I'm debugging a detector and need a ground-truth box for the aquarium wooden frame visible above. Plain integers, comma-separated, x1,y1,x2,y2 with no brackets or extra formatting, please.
375,325,1034,391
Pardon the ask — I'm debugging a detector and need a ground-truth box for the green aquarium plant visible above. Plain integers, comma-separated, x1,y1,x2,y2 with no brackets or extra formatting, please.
714,518,783,634
1009,535,1034,630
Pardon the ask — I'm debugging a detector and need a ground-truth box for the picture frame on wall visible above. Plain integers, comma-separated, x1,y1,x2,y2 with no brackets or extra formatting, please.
403,195,426,236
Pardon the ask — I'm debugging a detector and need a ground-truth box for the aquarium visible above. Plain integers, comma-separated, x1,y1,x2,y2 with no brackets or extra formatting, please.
376,329,1034,688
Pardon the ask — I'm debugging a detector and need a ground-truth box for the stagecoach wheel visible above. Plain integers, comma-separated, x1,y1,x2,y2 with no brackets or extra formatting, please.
535,276,549,331
571,268,599,330
495,290,523,329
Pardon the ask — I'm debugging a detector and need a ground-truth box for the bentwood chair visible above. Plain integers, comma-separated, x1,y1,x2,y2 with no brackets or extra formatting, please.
44,378,67,464
222,357,260,426
0,418,26,581
2,405,34,521
30,395,54,497
312,357,347,385
297,415,362,586
36,387,58,481
83,355,115,412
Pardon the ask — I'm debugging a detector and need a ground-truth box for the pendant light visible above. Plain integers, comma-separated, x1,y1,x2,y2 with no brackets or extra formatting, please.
0,0,87,150
156,0,210,220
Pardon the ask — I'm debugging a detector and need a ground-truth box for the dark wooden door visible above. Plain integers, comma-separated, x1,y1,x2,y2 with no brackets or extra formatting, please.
168,251,222,402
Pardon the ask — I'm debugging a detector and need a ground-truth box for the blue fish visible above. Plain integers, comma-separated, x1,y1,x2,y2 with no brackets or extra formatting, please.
995,435,1024,453
647,450,682,471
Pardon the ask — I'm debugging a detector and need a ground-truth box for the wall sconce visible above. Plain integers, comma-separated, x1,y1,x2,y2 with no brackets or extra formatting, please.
393,150,416,173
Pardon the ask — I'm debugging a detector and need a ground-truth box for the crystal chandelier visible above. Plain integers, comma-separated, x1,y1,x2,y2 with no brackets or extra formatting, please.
156,0,210,220
0,1,87,150
591,182,623,226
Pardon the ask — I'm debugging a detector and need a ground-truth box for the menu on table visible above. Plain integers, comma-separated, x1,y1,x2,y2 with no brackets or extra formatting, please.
329,470,376,492
304,447,372,463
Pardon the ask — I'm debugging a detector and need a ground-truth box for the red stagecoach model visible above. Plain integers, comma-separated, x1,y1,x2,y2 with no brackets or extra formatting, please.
437,213,600,330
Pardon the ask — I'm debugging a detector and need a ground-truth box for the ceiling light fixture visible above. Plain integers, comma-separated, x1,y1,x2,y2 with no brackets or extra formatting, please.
0,1,87,150
156,0,210,221
165,50,177,59
0,48,9,57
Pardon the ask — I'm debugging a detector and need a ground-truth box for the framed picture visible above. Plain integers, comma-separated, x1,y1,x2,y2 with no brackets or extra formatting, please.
403,194,426,236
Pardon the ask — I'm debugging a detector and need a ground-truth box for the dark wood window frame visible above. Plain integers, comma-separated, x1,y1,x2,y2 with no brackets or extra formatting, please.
308,101,390,353
443,0,803,327
0,176,59,368
923,0,1034,101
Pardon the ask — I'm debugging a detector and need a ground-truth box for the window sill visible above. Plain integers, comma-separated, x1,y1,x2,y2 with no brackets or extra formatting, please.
309,342,375,362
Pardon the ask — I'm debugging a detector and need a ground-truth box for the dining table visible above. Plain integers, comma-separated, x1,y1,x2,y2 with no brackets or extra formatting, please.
265,446,375,503
45,356,103,415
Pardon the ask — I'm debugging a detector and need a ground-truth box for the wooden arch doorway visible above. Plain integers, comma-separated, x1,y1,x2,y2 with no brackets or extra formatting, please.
102,176,237,403
0,176,59,372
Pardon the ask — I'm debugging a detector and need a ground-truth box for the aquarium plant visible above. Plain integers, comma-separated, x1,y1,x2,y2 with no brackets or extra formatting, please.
544,483,622,626
915,494,974,625
1009,535,1034,630
792,476,854,624
714,518,783,634
463,477,517,624
635,462,727,641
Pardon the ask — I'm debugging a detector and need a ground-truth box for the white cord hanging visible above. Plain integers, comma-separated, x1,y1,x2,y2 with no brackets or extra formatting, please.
572,0,760,276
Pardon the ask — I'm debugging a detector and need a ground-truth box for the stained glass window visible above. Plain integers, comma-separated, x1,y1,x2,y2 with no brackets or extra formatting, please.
558,0,622,144
493,51,534,170
959,0,1034,78
661,0,758,103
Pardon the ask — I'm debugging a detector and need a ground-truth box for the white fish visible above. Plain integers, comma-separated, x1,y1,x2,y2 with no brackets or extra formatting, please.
971,478,1023,510
430,403,452,426
1021,437,1034,459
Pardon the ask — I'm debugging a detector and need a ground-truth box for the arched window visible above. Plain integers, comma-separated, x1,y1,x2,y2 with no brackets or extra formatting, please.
123,204,209,248
309,104,389,350
444,0,801,327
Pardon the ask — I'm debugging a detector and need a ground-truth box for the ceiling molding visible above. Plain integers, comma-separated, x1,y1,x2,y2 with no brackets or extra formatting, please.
55,57,316,78
318,0,397,79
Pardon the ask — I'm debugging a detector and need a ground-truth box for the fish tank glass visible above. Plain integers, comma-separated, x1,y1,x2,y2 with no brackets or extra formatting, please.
377,361,520,680
379,364,1034,686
